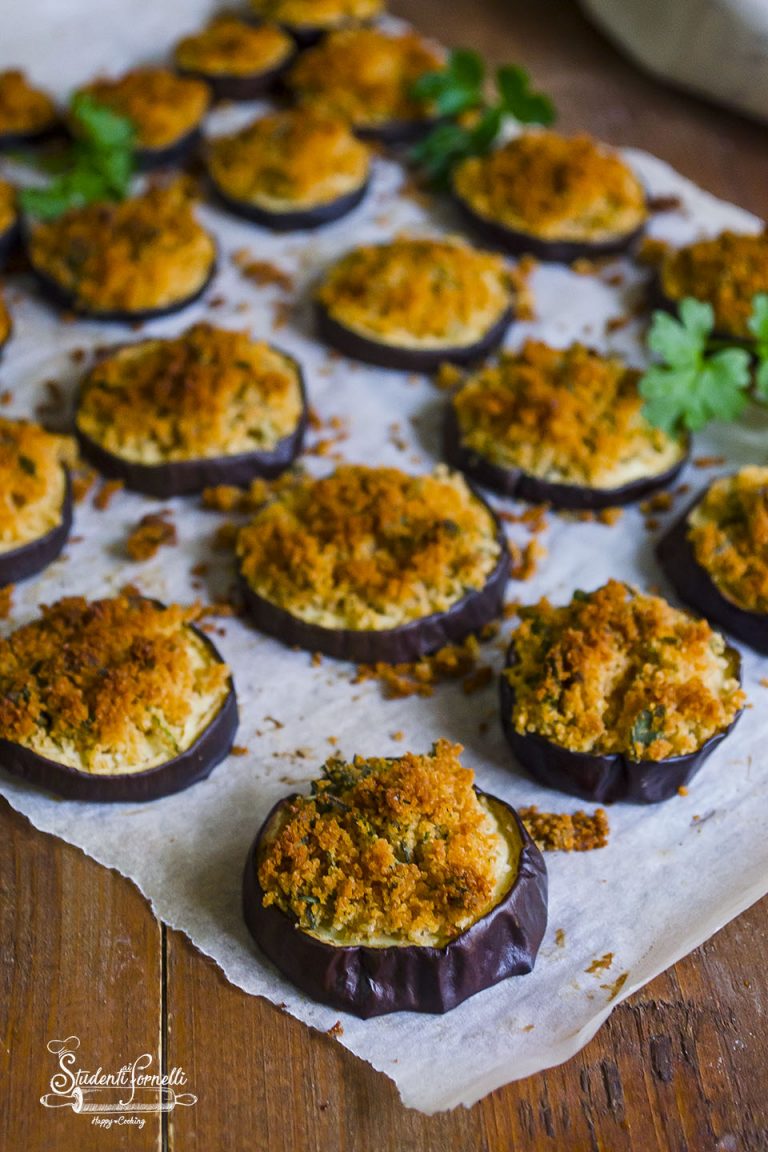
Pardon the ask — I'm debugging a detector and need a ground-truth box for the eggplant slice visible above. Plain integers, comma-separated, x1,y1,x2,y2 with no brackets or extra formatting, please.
499,641,744,804
75,345,308,497
178,59,292,102
0,220,18,268
213,179,369,232
0,620,238,802
0,469,72,586
243,791,547,1018
443,405,688,510
238,490,510,664
657,495,768,654
316,303,513,373
133,126,203,171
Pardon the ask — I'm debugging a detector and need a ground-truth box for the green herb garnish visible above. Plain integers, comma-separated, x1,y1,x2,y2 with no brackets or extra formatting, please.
630,706,665,749
639,297,756,434
19,93,136,220
409,50,555,188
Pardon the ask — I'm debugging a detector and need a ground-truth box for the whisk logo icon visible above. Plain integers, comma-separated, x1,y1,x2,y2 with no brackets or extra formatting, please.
40,1036,197,1126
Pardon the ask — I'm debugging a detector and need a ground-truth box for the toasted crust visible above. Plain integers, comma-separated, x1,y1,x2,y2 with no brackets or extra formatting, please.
687,467,768,613
175,18,293,77
250,0,383,33
0,417,76,552
0,70,57,139
76,68,210,151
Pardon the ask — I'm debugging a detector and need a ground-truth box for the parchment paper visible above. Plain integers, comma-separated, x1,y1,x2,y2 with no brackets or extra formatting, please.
1,74,767,1112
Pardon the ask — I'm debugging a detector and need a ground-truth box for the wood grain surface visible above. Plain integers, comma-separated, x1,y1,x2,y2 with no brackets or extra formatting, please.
3,2,768,1149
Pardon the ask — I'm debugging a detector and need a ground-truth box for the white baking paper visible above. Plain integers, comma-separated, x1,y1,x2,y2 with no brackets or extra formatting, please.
1,96,767,1111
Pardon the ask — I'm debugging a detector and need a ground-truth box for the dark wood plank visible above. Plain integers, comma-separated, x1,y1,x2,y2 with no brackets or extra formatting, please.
0,799,162,1152
165,898,768,1151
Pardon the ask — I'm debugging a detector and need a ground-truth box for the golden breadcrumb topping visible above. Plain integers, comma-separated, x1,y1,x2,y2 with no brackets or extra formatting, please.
288,28,441,128
208,109,369,211
0,70,57,137
28,182,216,313
77,68,209,150
317,237,511,348
257,740,518,945
0,180,16,236
76,324,303,463
505,580,744,761
452,340,685,487
237,465,501,630
453,133,646,241
645,230,768,339
175,18,293,77
0,596,231,774
518,805,609,851
251,0,383,31
0,286,9,347
688,467,768,613
0,417,76,552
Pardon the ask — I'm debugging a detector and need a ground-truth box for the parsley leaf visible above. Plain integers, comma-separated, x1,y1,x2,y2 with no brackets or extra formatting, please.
19,94,135,220
630,707,665,750
747,293,768,402
496,65,556,126
640,300,751,434
411,49,485,117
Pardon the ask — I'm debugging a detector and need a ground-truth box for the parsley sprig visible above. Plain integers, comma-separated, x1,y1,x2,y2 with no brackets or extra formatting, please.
19,93,136,220
639,295,768,435
409,50,555,188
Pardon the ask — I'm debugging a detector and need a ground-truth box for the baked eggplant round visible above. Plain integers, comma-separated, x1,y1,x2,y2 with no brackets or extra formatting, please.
0,286,11,359
75,323,307,497
26,181,217,322
0,69,58,149
452,132,647,262
174,17,295,101
286,27,442,143
640,230,768,343
0,595,238,802
657,467,768,653
74,68,211,168
0,181,18,268
500,580,745,804
444,340,688,509
0,417,75,585
237,464,510,663
208,109,370,231
315,237,513,371
249,0,384,47
243,740,548,1017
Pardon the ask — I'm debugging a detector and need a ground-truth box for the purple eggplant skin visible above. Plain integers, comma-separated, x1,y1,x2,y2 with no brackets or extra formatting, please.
0,629,239,802
242,792,548,1018
133,125,205,171
0,123,60,151
499,641,744,804
177,53,295,101
443,405,689,510
211,177,369,232
315,302,513,372
75,361,308,497
353,114,441,147
0,469,72,586
657,496,768,654
27,256,217,324
0,219,19,268
453,193,647,263
238,502,510,663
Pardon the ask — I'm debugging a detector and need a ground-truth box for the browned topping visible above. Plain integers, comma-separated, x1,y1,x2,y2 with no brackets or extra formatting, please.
209,109,369,211
94,478,124,510
71,463,98,504
688,467,768,613
288,28,442,129
0,585,13,618
505,580,744,760
77,68,209,151
586,952,614,973
317,237,511,347
175,17,293,77
232,252,294,293
126,512,177,562
77,324,303,463
231,745,249,756
518,805,609,851
356,632,493,698
202,476,275,513
453,133,646,241
0,417,75,550
694,455,727,469
237,466,501,631
0,181,16,236
0,596,230,772
0,70,56,138
452,341,685,488
649,231,768,339
509,539,546,581
257,740,515,944
251,0,382,31
28,182,216,314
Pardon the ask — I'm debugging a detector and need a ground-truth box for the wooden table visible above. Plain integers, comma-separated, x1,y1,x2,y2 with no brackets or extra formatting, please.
3,2,768,1148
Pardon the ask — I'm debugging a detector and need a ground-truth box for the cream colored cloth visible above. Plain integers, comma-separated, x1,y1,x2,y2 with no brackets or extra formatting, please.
581,0,768,122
